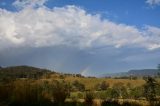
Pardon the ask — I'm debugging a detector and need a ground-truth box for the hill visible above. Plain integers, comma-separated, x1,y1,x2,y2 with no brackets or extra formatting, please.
128,69,158,76
102,69,159,77
0,65,54,79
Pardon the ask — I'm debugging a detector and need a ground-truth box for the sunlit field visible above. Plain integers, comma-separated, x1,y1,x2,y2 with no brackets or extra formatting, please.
0,66,160,106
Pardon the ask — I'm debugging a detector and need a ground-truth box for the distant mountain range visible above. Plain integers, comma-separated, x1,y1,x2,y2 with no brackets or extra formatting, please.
0,66,159,78
101,69,159,77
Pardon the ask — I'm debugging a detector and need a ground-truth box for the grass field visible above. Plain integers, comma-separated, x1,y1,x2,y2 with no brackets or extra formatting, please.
65,76,146,89
39,74,160,106
1,70,160,106
45,74,146,90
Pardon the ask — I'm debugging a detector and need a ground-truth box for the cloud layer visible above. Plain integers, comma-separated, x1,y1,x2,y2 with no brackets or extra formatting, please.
146,0,160,6
13,0,48,9
0,1,160,51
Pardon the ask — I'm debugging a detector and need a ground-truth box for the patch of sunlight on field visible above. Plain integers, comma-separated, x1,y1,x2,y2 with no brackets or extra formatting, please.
41,74,160,90
64,76,145,90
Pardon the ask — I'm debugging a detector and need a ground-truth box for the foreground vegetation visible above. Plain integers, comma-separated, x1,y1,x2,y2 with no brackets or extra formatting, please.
0,65,160,106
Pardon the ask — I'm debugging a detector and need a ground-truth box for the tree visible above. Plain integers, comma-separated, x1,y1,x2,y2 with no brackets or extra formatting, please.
158,64,160,77
158,64,160,71
144,77,158,105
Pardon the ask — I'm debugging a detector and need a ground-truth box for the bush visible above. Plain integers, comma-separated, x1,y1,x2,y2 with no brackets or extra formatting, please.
51,80,71,105
94,81,109,91
112,82,128,99
110,88,119,99
77,92,84,99
101,100,120,106
0,83,14,103
130,86,144,99
85,91,94,106
101,100,141,106
100,81,109,90
144,77,158,106
122,101,141,106
72,80,85,91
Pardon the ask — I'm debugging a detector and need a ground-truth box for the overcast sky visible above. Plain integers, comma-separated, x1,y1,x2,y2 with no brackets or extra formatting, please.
0,0,160,76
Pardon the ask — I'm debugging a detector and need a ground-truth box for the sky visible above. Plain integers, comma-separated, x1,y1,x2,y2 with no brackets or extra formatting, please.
0,0,160,76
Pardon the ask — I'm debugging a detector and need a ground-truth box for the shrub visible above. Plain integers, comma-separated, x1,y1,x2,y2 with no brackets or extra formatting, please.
77,92,84,99
144,77,158,105
0,83,13,103
122,101,141,106
85,91,94,106
100,81,109,90
101,100,121,106
110,88,119,99
101,100,141,106
112,82,128,99
72,80,85,91
94,81,109,91
51,80,71,105
130,86,144,99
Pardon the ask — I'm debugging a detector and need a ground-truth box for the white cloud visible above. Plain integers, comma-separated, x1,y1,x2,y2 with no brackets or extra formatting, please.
0,4,160,51
146,0,160,6
13,0,48,9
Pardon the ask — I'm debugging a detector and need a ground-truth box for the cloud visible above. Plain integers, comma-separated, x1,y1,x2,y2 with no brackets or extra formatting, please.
13,0,48,9
0,2,160,51
146,0,160,6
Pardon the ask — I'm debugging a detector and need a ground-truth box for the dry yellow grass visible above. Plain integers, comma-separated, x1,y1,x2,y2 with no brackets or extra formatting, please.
45,75,146,90
39,74,160,106
41,74,160,90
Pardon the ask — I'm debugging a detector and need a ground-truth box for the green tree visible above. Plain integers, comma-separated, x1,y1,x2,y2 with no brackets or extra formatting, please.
144,77,158,105
158,64,160,77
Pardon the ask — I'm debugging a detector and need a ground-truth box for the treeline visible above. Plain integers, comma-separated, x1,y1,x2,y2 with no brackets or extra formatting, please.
0,79,86,106
0,66,85,81
0,66,54,80
0,77,160,106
